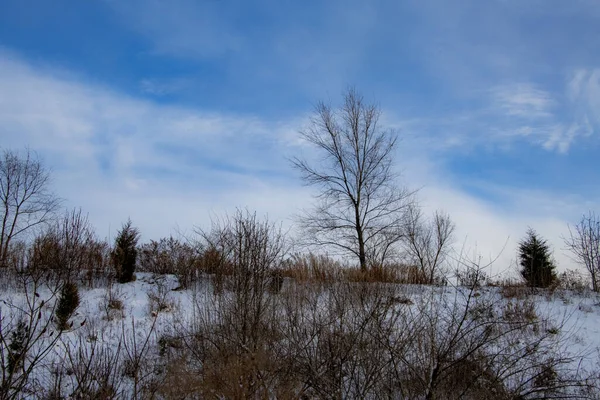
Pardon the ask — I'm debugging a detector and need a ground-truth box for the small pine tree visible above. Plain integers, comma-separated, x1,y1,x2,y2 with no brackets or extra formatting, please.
518,228,557,288
8,320,28,374
56,281,80,330
112,219,140,283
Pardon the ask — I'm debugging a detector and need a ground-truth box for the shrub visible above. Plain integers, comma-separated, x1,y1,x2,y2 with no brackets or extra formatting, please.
558,269,589,293
7,320,28,374
112,219,140,283
502,298,538,325
138,237,200,288
519,228,557,288
56,281,80,330
457,266,488,288
100,284,125,321
147,278,176,315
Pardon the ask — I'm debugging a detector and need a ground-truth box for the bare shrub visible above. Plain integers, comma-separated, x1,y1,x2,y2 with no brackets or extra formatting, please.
154,355,203,399
457,264,488,288
138,236,200,289
58,329,124,399
391,284,589,398
166,210,289,398
278,281,404,398
196,209,287,322
120,315,159,399
146,277,176,315
155,253,597,399
27,209,108,286
100,282,125,321
502,298,539,325
0,272,67,398
558,268,590,293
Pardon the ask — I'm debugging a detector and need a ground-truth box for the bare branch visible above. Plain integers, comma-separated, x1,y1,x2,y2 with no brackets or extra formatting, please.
292,89,414,270
0,149,61,268
564,211,600,291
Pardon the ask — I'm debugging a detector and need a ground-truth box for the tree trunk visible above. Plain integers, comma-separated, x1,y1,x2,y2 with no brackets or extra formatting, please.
355,206,366,271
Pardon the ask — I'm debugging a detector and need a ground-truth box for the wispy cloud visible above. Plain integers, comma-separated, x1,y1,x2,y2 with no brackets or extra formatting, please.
490,84,555,118
0,50,311,239
104,0,379,101
567,69,600,127
2,0,599,275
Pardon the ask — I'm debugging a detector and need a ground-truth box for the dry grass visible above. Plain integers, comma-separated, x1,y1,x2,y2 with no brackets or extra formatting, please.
499,285,531,299
280,254,431,285
154,355,204,399
502,298,538,324
280,253,342,283
345,265,404,283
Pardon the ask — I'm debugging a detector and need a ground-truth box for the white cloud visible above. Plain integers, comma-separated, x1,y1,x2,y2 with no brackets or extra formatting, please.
396,143,588,276
491,84,554,118
0,51,591,276
474,77,600,153
0,50,309,241
538,69,600,152
567,69,600,127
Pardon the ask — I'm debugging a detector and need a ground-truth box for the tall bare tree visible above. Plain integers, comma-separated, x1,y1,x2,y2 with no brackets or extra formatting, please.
292,89,413,271
564,212,600,291
0,149,61,268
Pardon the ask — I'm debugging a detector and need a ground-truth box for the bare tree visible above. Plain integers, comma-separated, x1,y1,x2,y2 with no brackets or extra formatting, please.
292,89,413,271
0,149,61,268
402,204,455,284
564,212,600,291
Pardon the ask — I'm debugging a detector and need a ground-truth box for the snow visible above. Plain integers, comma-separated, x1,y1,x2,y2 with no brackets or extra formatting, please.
2,273,600,398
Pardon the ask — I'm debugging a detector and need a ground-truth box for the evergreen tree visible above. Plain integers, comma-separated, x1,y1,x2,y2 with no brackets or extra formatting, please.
7,320,27,374
55,281,80,330
519,228,557,288
112,219,140,283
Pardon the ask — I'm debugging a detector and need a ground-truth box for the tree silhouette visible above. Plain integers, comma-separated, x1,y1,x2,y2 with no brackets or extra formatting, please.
519,228,557,288
112,219,140,283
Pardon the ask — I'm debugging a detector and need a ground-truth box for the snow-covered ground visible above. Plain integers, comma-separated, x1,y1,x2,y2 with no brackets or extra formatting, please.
2,273,600,398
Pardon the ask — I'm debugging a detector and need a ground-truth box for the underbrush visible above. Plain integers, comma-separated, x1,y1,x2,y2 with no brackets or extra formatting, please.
0,270,598,399
0,207,598,399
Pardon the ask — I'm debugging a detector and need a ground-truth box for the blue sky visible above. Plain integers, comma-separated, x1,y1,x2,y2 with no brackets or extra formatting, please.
1,0,599,273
